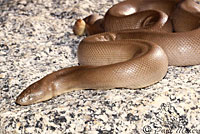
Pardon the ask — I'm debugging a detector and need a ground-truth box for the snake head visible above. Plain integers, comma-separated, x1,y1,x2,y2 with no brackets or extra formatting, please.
16,79,53,106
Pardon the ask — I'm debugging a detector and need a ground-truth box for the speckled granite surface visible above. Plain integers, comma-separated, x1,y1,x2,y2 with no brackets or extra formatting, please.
0,0,200,133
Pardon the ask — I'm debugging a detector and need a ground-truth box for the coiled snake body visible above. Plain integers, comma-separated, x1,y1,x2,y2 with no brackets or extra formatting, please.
16,0,200,105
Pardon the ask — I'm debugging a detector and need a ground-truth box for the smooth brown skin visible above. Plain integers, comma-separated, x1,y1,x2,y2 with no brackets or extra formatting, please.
16,0,200,105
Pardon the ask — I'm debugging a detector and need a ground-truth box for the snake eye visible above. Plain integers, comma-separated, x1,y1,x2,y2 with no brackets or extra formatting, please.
16,92,35,105
22,94,32,103
26,94,33,101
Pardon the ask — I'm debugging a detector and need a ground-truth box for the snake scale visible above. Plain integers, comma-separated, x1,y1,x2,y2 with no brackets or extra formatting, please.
16,0,200,105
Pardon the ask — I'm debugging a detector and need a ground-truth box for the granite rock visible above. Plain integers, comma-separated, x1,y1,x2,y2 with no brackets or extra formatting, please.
0,0,200,133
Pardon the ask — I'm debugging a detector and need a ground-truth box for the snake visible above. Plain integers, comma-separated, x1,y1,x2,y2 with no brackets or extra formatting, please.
16,0,200,105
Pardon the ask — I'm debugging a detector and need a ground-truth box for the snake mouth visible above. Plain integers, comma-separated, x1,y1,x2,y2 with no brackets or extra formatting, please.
16,89,34,106
16,89,41,106
16,88,50,106
16,80,52,106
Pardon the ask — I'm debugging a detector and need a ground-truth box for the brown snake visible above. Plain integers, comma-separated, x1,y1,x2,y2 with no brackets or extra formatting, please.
16,0,200,105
